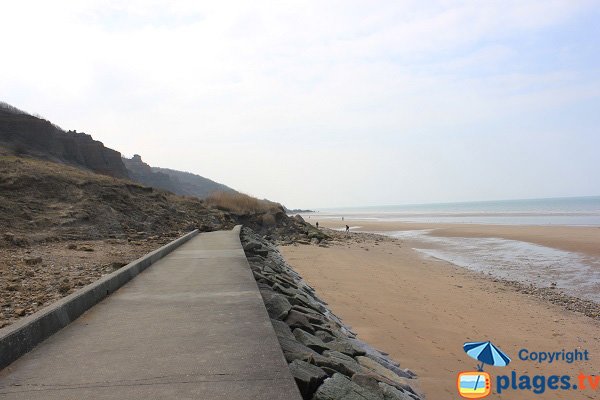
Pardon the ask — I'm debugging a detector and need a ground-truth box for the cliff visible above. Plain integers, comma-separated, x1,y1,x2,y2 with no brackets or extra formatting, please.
122,154,180,194
0,103,129,179
122,154,236,199
152,166,236,198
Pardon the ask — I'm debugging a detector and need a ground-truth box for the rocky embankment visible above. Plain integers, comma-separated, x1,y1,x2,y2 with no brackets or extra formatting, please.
241,228,423,400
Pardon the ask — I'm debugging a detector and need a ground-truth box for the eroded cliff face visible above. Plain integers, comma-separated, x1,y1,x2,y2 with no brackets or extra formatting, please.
122,154,237,199
121,154,180,194
0,108,129,179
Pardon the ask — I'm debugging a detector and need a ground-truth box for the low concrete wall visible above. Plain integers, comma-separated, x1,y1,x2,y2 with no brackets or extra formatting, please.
0,230,199,370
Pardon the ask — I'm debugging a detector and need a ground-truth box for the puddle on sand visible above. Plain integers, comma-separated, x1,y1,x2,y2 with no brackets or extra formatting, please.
384,230,600,304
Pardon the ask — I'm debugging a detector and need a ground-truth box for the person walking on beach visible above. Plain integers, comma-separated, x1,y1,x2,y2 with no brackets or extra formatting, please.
345,224,350,234
316,222,319,229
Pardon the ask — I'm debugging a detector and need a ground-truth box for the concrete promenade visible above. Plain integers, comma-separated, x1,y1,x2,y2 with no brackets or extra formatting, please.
0,227,302,399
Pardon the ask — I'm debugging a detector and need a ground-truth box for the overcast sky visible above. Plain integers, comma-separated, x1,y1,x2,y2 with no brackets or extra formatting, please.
1,1,599,208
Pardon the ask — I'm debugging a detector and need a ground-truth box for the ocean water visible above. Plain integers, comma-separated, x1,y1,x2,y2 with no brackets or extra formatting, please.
388,230,600,304
316,196,600,304
317,196,600,226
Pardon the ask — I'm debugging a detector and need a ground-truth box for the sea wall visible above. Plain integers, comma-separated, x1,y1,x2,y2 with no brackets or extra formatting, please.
241,228,424,400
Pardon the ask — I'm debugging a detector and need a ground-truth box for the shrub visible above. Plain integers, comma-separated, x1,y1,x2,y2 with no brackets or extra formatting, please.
205,191,282,214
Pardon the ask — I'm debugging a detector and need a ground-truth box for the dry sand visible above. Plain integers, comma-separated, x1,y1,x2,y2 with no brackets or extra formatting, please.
281,222,600,399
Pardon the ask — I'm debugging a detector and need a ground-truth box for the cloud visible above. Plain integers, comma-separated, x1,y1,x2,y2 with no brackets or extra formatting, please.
1,1,599,207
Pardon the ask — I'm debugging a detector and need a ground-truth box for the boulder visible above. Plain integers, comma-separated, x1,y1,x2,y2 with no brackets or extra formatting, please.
288,360,328,399
356,357,415,392
352,373,384,396
271,318,295,340
293,329,331,353
278,336,319,363
264,293,292,320
309,351,363,377
363,354,412,379
326,338,366,357
315,330,336,343
243,240,262,252
293,214,305,223
379,382,415,400
313,373,381,400
285,310,315,334
273,282,299,297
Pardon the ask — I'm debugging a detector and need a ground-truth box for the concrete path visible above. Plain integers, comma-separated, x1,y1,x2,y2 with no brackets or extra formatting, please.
0,227,301,399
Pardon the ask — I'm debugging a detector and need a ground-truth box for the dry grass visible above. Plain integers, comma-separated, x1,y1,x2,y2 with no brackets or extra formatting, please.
205,191,282,214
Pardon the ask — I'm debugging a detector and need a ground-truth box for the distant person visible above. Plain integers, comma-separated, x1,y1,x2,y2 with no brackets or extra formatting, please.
342,216,344,221
316,222,319,229
345,224,350,234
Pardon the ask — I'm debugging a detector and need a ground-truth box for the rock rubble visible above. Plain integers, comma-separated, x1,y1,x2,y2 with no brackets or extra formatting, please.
241,228,424,400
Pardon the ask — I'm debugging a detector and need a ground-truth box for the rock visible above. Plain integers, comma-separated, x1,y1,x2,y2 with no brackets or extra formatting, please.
243,240,263,251
313,373,381,400
379,382,414,400
288,360,328,399
58,280,72,294
293,214,305,223
273,282,299,297
315,330,336,343
24,256,43,266
14,308,26,316
110,261,127,270
246,255,265,263
253,247,269,257
66,243,77,250
271,318,295,340
309,351,363,377
293,329,331,353
4,232,28,246
274,273,299,288
352,373,384,395
292,304,322,317
264,293,292,320
285,310,315,334
278,336,319,363
356,357,415,392
364,355,412,378
402,369,417,379
326,338,366,357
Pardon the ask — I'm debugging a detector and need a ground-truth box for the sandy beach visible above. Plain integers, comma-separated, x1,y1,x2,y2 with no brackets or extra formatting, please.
281,221,600,399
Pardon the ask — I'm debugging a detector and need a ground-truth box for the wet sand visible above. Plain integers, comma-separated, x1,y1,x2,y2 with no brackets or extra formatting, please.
313,219,600,258
281,226,600,399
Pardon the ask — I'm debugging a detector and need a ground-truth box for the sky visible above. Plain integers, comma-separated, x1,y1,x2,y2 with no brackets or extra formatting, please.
1,0,599,209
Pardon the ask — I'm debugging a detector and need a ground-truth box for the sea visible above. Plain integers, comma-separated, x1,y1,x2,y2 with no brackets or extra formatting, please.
309,196,600,304
316,196,600,226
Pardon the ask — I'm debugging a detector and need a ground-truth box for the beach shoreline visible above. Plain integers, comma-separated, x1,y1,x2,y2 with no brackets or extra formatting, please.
302,218,600,258
281,225,600,399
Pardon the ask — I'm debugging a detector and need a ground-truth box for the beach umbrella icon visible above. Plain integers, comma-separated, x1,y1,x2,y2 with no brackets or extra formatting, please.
463,341,511,371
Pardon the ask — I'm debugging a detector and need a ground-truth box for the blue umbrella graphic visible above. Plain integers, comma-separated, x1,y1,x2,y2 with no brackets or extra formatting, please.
463,341,511,392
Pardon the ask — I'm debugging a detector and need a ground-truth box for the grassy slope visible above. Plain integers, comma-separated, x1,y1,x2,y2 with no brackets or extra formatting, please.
0,154,235,245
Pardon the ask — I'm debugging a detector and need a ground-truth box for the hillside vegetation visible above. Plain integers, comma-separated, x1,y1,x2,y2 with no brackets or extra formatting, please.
205,191,282,214
0,154,234,245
